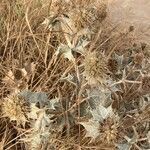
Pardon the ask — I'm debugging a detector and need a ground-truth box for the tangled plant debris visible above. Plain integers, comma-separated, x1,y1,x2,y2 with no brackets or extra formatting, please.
0,0,150,150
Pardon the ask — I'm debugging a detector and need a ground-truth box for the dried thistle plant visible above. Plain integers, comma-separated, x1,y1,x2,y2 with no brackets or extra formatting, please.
2,94,30,126
0,0,150,150
23,110,51,150
69,0,107,31
84,51,109,85
100,116,119,144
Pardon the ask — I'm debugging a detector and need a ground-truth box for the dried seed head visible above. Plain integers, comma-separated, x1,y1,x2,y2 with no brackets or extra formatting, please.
140,75,150,94
2,94,30,126
129,25,134,32
100,117,118,144
107,58,118,74
67,1,107,31
84,51,108,85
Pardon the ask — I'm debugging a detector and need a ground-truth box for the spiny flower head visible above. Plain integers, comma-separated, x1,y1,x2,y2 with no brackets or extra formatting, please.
84,51,109,85
2,94,30,126
100,116,119,144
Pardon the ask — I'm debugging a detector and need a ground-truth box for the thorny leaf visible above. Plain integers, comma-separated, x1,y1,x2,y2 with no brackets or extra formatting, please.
24,110,51,150
60,73,77,86
19,90,49,108
42,12,60,31
55,38,89,61
20,94,60,149
33,110,51,131
19,90,60,116
47,97,60,110
87,80,120,109
80,105,114,140
43,14,76,47
80,119,100,140
27,103,41,120
90,105,113,122
55,43,75,62
20,91,60,114
44,14,90,61
117,143,131,150
74,39,90,55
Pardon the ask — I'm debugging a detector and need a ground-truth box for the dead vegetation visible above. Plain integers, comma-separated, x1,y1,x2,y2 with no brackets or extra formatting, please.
0,0,150,150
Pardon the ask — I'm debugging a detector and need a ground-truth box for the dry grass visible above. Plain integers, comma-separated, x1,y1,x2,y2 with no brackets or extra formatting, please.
0,0,150,150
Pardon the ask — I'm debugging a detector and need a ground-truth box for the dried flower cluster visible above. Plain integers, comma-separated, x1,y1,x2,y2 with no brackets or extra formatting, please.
100,117,119,144
2,94,30,126
84,51,109,85
0,0,150,150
